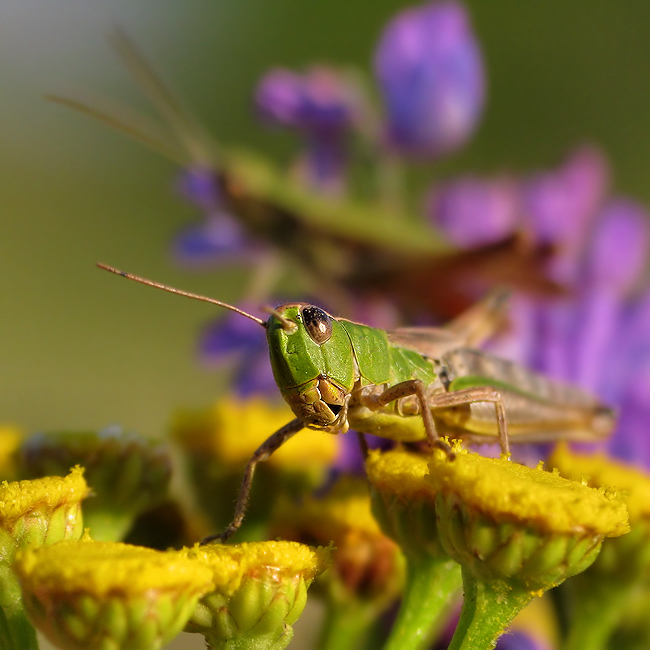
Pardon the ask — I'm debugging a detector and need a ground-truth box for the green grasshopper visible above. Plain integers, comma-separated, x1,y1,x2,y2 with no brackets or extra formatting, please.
97,264,615,543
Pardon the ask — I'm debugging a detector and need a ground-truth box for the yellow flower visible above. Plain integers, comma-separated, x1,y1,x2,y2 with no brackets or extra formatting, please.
18,429,172,542
0,467,89,650
0,426,21,480
172,395,340,540
0,465,88,541
548,444,650,648
271,476,404,602
15,537,213,650
423,446,629,649
428,447,628,589
185,541,331,650
366,447,446,558
172,395,338,467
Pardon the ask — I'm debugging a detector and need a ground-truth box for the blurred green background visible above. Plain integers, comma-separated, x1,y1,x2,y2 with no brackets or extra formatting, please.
3,0,650,439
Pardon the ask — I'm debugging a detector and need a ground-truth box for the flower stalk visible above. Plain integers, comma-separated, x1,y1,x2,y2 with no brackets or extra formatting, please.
366,449,462,650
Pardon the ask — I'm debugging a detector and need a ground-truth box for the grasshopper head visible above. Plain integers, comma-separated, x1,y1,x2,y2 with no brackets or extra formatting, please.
266,304,357,431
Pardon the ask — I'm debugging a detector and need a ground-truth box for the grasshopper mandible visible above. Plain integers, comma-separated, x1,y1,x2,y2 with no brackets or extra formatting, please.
97,264,615,542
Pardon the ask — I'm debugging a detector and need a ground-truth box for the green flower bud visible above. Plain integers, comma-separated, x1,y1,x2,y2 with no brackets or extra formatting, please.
19,429,172,542
14,537,213,650
429,447,628,591
425,446,629,649
549,444,650,648
184,541,331,650
0,467,88,650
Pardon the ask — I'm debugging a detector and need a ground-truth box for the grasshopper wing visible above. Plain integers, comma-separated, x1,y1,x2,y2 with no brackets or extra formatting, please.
387,287,511,357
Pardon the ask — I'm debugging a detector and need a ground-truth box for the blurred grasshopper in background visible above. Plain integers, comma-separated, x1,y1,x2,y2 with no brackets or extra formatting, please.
97,264,615,542
53,32,560,322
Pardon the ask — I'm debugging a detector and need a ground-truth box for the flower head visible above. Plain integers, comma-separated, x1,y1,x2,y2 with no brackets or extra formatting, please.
19,428,172,542
185,541,331,649
172,395,339,539
270,477,404,604
15,538,213,650
0,425,22,481
374,0,485,157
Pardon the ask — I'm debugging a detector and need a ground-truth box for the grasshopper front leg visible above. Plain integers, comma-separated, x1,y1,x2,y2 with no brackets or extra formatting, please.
202,418,305,544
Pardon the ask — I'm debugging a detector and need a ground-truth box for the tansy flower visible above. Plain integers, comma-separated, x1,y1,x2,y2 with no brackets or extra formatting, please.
549,444,650,648
427,446,628,649
0,467,88,650
366,448,462,649
19,428,172,542
269,476,404,650
184,540,331,650
14,537,213,650
172,395,339,541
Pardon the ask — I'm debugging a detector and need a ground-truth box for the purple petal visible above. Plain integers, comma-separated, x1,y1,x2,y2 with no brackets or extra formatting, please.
581,199,649,294
568,289,621,393
175,167,222,212
523,147,609,283
198,311,267,366
255,67,359,136
374,1,485,157
606,362,650,468
427,175,520,247
496,630,552,650
172,214,251,267
233,349,281,398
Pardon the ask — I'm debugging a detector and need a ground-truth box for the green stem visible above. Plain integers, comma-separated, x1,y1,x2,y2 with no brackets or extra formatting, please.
447,567,534,650
562,577,637,650
383,556,461,650
0,606,38,650
83,509,136,542
318,600,382,650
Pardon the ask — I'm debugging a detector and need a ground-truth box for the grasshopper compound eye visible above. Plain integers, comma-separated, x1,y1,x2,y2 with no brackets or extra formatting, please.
301,306,333,344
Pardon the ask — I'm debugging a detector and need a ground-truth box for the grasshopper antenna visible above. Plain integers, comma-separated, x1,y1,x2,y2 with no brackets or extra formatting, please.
97,263,266,326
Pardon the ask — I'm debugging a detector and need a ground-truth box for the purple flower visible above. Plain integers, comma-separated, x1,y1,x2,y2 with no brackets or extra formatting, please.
255,67,362,191
427,175,519,247
173,167,254,267
427,145,650,469
523,146,609,284
256,67,360,136
496,630,552,650
374,0,485,157
199,309,278,398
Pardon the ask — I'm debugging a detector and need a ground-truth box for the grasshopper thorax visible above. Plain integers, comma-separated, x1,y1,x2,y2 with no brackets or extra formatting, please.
266,303,357,431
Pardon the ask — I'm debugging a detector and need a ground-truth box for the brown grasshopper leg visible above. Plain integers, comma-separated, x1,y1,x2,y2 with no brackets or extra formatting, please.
375,379,455,458
356,431,370,459
201,418,305,545
426,386,511,457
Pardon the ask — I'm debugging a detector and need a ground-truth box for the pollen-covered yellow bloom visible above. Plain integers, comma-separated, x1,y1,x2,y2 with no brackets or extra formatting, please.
0,425,21,480
428,446,628,590
185,541,331,650
172,395,340,539
0,467,89,650
366,448,445,558
548,444,650,648
172,395,338,467
0,465,88,539
15,538,214,650
550,443,650,524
